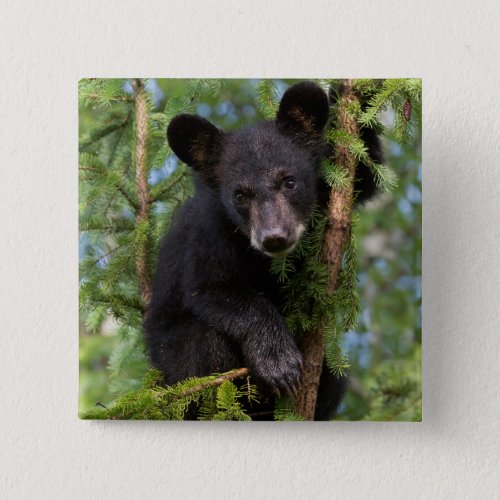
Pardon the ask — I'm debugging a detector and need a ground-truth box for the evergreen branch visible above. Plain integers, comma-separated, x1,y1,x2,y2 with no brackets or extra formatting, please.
79,219,135,234
78,79,130,107
82,93,132,103
321,159,350,190
78,165,101,173
149,163,188,203
175,368,249,399
370,163,398,192
81,368,251,420
91,244,122,266
357,79,401,128
357,79,422,148
274,397,305,421
270,255,295,283
256,80,279,119
131,79,153,308
107,331,146,392
118,185,139,211
79,165,139,210
79,114,130,148
108,113,132,170
80,285,145,315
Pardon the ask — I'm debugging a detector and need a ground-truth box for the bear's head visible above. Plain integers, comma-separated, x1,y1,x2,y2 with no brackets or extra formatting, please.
167,81,330,257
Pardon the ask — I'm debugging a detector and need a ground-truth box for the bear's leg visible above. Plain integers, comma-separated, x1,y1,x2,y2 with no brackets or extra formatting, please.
146,317,281,419
314,361,348,421
145,316,242,386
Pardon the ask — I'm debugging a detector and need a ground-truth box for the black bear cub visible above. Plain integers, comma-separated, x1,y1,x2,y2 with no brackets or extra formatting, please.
145,81,372,420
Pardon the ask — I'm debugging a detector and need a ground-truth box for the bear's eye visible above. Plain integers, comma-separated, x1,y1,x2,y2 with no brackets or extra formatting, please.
234,190,246,203
283,176,297,190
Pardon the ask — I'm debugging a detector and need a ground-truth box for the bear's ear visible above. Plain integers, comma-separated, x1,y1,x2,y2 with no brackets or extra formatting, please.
167,114,223,173
276,81,330,136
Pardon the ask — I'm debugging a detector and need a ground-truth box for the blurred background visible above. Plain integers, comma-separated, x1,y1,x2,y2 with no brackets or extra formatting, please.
79,79,421,420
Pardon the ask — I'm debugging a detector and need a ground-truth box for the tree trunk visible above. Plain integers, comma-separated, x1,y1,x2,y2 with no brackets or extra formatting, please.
131,79,153,309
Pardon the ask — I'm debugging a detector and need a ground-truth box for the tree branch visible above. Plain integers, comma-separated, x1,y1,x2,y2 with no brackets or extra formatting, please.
79,165,139,210
293,79,360,420
176,368,249,399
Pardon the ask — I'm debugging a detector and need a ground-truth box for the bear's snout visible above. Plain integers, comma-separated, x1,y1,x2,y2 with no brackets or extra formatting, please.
261,228,289,254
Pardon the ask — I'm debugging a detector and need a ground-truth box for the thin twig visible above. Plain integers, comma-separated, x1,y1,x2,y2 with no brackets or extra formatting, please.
92,244,123,266
84,93,133,103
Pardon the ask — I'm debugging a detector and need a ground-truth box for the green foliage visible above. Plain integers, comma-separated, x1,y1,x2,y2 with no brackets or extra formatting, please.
363,346,422,421
162,79,223,121
78,78,129,107
81,370,259,421
256,79,279,119
340,119,422,421
200,381,250,421
355,78,422,146
273,397,305,421
320,159,350,190
79,78,221,414
323,223,361,378
325,128,398,193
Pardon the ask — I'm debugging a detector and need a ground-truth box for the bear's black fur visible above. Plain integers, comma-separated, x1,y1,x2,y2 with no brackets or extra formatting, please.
144,81,380,420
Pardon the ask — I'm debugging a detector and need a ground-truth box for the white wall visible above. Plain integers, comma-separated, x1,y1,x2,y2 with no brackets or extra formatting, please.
1,1,499,498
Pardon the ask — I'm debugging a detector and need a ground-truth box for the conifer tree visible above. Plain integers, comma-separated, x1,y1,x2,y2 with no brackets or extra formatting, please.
79,78,421,420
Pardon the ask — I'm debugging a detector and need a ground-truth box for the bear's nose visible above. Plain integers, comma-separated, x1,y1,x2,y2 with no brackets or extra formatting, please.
261,229,288,253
